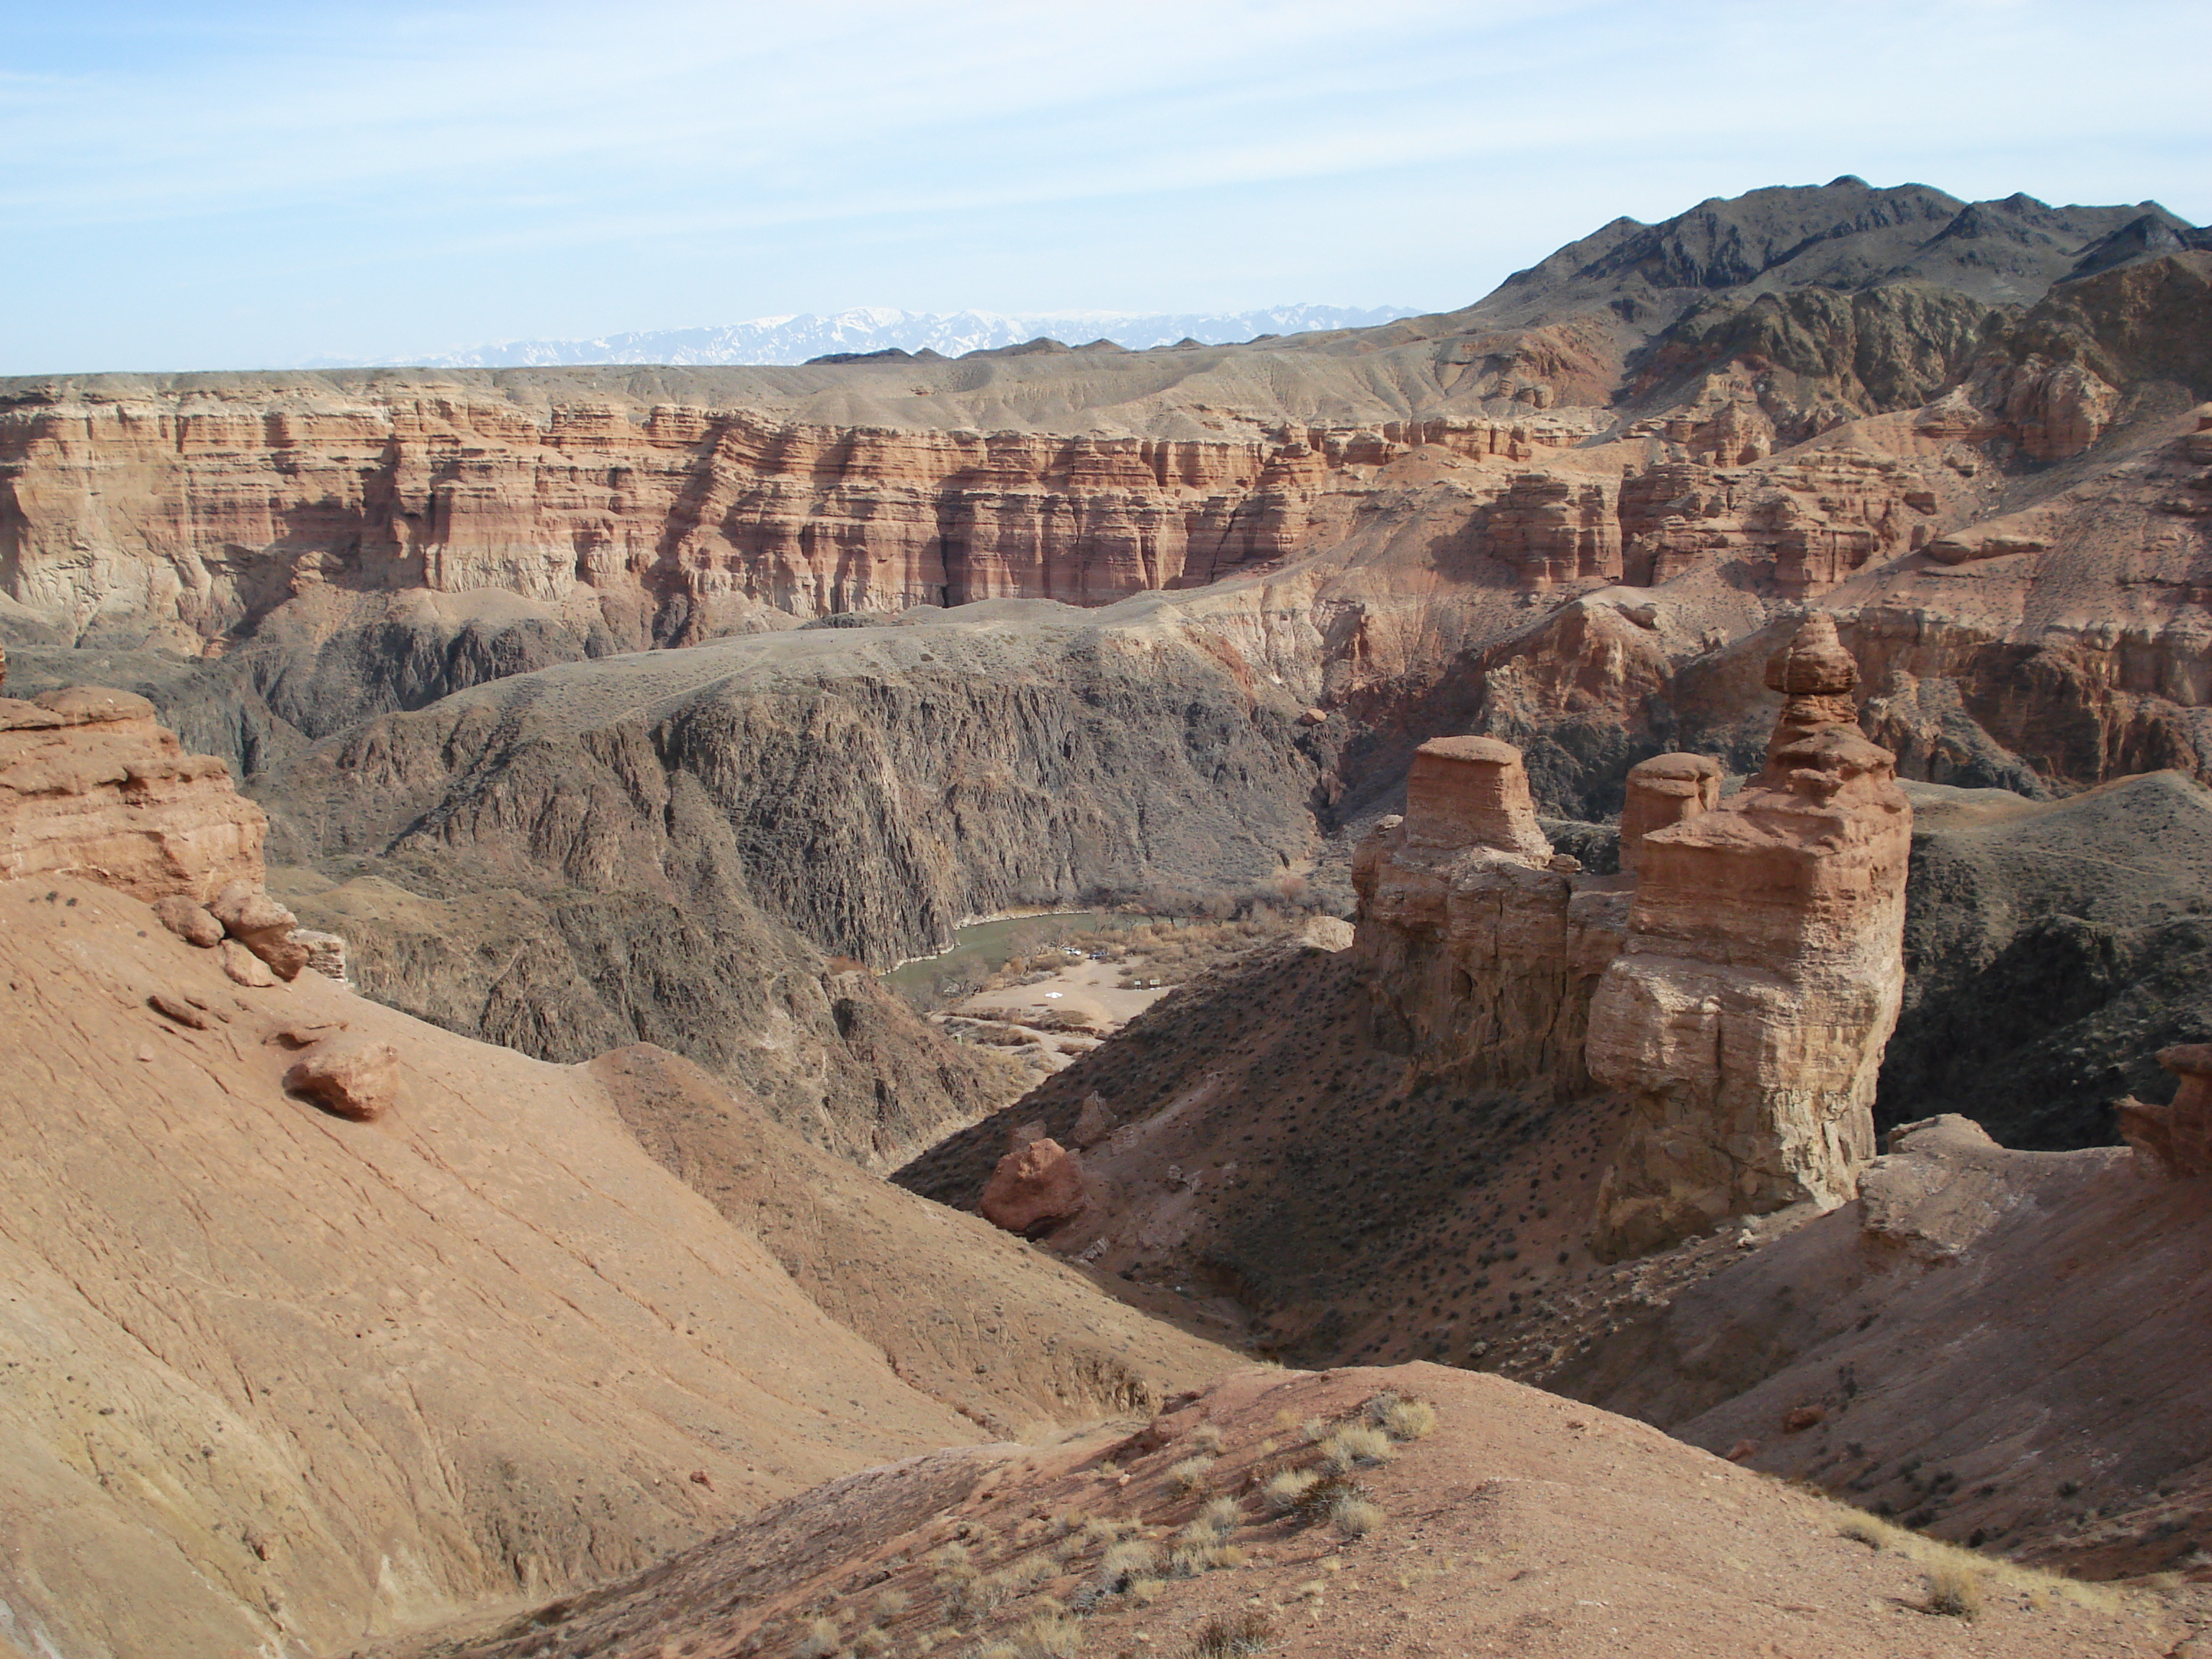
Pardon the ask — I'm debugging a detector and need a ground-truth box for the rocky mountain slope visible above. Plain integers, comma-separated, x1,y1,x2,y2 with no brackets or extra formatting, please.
0,691,1236,1656
1553,1112,2212,1581
1879,769,2212,1148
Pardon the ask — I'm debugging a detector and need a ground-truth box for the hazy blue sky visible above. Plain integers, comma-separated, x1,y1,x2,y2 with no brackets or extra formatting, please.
4,0,2206,374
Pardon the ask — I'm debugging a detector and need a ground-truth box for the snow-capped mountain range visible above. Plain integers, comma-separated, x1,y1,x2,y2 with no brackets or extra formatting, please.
320,304,1424,369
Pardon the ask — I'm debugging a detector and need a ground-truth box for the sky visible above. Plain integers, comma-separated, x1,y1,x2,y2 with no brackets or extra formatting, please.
3,0,2207,374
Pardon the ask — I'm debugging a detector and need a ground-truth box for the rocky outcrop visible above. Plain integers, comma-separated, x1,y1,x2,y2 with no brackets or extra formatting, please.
1352,617,1911,1259
0,685,346,985
1587,616,1911,1256
1352,737,1624,1100
1615,449,1936,596
1617,752,1722,873
0,685,264,901
153,891,225,945
2118,1044,2212,1177
210,876,307,979
1480,474,1620,589
1398,735,1555,860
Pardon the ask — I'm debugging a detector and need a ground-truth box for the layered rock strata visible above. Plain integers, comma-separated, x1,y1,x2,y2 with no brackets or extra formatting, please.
1352,616,1910,1258
0,684,264,901
0,683,342,984
1587,617,1911,1255
1352,737,1627,1098
0,395,1449,644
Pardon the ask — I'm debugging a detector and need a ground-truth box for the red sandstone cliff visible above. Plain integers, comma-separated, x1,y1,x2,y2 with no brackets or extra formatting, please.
1350,618,1912,1260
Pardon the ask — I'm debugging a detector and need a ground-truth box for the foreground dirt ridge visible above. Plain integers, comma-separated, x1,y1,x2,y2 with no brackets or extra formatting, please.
377,1365,2198,1659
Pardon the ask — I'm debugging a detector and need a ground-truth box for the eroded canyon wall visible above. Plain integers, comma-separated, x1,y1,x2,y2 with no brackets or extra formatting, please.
0,388,1604,649
249,601,1318,1152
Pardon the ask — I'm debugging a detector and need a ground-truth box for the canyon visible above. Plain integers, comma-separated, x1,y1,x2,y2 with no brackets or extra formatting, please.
6,176,2212,1657
5,181,2205,1159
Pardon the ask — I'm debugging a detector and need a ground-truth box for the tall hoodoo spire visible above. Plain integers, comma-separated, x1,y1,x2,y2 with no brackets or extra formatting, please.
1585,614,1912,1258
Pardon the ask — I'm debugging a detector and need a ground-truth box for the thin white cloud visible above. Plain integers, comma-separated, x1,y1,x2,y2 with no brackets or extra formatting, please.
1,0,2205,371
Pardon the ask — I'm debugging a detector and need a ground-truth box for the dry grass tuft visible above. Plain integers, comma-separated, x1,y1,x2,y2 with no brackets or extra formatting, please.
1166,1544,1215,1578
793,1617,841,1659
1290,1473,1372,1528
1187,1422,1226,1456
1196,1495,1242,1534
1817,1498,2127,1615
1924,1561,1985,1619
1167,1454,1216,1495
869,1590,910,1626
1318,1426,1393,1473
1332,1497,1385,1539
1099,1539,1158,1587
1260,1467,1319,1515
1378,1398,1437,1442
1190,1610,1275,1658
982,1607,1085,1659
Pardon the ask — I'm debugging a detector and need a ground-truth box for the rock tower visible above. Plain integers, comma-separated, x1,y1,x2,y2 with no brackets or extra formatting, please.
1350,612,1913,1259
1586,614,1912,1256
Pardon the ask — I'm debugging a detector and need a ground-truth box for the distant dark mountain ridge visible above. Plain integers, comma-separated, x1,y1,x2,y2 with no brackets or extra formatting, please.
1460,176,2203,324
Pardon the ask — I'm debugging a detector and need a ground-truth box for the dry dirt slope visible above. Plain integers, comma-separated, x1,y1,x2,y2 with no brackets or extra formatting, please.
0,875,1233,1659
588,1042,1241,1440
377,1364,2199,1659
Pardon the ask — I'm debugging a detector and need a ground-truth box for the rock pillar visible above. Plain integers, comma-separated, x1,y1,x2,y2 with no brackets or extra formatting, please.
1586,615,1912,1259
1401,736,1554,862
1619,753,1724,874
1352,737,1624,1102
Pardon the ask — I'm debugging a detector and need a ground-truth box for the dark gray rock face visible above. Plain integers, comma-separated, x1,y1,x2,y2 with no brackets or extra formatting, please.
1876,771,2212,1150
1473,179,2196,326
248,602,1320,1158
275,601,1321,966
